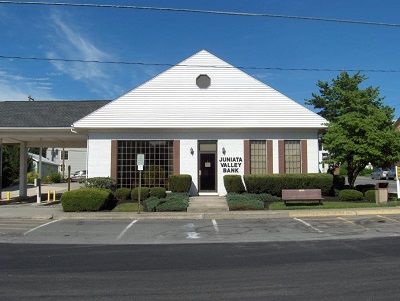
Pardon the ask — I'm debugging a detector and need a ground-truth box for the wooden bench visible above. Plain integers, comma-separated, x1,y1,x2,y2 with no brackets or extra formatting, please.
281,189,322,205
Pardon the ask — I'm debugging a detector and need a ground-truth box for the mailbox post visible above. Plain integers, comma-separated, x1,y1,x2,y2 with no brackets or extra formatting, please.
137,154,145,214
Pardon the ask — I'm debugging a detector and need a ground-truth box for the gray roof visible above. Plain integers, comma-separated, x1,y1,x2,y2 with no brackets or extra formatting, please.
0,100,110,128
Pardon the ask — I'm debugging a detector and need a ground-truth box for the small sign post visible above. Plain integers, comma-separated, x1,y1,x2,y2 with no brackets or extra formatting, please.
396,166,400,199
137,154,145,214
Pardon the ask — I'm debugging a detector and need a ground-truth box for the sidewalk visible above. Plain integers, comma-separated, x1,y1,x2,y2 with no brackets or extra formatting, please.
1,203,400,220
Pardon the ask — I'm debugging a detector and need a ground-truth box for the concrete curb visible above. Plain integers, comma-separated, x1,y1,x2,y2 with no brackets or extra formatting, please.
2,207,400,221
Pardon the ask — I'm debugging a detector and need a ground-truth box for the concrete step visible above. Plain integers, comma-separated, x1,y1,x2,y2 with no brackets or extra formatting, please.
187,196,229,213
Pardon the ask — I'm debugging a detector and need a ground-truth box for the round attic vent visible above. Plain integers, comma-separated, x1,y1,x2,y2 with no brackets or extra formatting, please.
196,74,211,89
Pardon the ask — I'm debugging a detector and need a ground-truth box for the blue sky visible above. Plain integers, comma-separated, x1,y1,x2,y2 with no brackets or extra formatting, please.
0,0,399,117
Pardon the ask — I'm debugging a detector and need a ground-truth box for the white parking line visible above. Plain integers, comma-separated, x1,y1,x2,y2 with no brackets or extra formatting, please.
117,220,138,240
377,215,400,223
337,217,369,230
23,219,61,235
212,219,219,232
293,218,323,233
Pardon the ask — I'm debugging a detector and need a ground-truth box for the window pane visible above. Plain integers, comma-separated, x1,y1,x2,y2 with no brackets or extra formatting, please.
284,140,301,174
250,140,266,175
116,140,173,189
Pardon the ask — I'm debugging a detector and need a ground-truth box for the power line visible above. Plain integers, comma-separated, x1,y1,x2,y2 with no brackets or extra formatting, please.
0,1,399,28
1,54,399,73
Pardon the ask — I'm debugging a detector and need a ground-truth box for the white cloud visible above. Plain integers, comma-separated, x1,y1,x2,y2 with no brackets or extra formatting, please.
0,68,54,101
47,13,121,97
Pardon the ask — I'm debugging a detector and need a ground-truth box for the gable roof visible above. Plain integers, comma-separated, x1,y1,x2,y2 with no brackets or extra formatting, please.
0,100,110,128
28,152,59,165
74,50,327,129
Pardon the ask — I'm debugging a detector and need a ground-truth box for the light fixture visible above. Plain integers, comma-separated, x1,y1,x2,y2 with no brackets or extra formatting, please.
190,147,194,155
222,147,226,155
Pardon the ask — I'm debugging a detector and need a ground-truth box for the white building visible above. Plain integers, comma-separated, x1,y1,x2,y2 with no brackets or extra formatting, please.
46,148,87,175
72,50,327,196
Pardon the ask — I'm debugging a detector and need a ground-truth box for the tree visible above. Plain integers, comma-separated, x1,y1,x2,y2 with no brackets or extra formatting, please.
2,145,20,188
307,72,400,187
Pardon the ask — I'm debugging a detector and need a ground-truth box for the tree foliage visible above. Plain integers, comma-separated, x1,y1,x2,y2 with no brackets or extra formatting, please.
2,145,20,188
307,72,400,187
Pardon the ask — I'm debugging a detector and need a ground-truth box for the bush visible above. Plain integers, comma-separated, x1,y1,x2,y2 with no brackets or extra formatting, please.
169,174,192,192
338,189,364,202
144,196,166,212
27,172,38,184
46,172,62,184
149,187,167,199
112,203,142,212
242,193,281,208
365,189,376,203
61,188,116,212
156,196,189,212
243,174,333,196
223,175,245,193
226,193,264,210
355,184,376,194
333,175,345,190
131,187,150,202
81,177,116,190
115,188,131,202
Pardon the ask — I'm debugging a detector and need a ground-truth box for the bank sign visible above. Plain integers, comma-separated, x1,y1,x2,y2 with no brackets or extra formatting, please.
219,157,243,173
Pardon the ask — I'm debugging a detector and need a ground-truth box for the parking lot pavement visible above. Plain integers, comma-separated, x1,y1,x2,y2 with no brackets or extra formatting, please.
354,176,397,193
1,214,400,245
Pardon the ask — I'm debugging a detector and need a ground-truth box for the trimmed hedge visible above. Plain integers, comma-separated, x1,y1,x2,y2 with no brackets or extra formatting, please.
131,187,150,202
338,189,364,202
223,175,245,193
156,196,189,212
243,174,333,196
115,188,131,202
61,188,115,212
333,175,345,190
226,193,264,210
365,189,376,203
355,184,376,194
150,187,167,199
81,177,116,190
169,174,192,193
144,196,166,212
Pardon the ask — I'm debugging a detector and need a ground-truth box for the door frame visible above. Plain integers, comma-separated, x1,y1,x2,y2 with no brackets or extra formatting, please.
198,140,218,192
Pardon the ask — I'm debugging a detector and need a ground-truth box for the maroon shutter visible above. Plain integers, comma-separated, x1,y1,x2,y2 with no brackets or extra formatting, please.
267,140,273,174
244,140,250,175
301,140,308,174
110,140,118,181
173,140,180,175
278,140,285,174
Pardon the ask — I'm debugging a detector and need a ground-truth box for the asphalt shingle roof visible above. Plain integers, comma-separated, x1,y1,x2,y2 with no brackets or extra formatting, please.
0,100,110,128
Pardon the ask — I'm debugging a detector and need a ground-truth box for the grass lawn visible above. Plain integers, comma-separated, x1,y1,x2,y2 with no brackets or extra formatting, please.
112,202,143,212
268,200,399,210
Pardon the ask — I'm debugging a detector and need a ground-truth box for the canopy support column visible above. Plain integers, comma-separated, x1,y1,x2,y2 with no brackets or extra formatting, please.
36,145,43,203
0,138,3,200
19,142,27,198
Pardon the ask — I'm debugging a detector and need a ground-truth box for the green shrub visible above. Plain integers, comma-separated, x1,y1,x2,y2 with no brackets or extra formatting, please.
243,174,333,196
115,188,131,202
61,188,116,212
355,184,376,194
131,187,150,202
81,177,116,190
242,193,281,208
226,193,264,210
166,192,189,199
112,203,142,212
46,172,62,184
156,196,189,212
365,189,376,202
149,187,167,199
27,172,38,184
223,175,245,193
333,175,345,190
338,189,364,202
169,174,192,192
143,196,166,212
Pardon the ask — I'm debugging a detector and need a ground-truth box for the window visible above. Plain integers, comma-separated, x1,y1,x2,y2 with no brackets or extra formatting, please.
250,140,266,174
284,140,301,174
61,150,69,160
196,74,211,89
117,140,173,189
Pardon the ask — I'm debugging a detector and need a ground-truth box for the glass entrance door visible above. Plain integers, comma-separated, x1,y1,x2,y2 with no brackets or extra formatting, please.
198,141,217,192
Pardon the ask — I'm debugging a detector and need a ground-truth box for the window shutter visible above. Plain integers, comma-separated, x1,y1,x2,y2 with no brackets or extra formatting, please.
278,140,285,174
110,140,117,181
301,140,308,173
173,140,180,175
243,140,250,175
267,140,273,174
